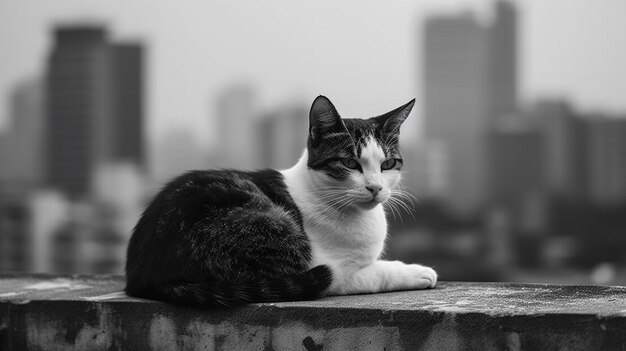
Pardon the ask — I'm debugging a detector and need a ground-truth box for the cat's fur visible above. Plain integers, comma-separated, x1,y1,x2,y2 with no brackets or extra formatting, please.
125,96,437,307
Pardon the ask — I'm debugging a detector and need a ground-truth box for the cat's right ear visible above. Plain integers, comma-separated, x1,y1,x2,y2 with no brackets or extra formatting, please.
309,95,345,142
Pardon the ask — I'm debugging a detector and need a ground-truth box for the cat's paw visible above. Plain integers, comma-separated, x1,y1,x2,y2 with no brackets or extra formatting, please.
406,264,437,289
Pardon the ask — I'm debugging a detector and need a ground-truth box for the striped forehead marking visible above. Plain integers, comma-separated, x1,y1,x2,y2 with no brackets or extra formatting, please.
358,136,385,167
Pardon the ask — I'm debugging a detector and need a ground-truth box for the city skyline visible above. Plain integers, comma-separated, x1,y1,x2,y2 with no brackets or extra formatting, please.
1,0,626,152
0,5,625,282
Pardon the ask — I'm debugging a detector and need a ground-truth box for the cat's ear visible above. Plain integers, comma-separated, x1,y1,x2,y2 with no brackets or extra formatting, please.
374,99,415,135
309,95,346,142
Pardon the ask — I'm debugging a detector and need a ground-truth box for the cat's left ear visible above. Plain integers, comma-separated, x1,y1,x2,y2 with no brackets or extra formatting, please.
374,99,415,135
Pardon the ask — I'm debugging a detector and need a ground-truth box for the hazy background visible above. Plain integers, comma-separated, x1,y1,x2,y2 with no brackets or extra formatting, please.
1,0,625,285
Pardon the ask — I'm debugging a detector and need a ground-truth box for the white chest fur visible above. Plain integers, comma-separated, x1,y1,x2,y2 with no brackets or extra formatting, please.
303,201,387,269
281,152,391,291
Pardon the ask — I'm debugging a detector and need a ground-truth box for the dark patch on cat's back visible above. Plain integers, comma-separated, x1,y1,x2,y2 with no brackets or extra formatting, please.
163,170,256,210
246,169,305,232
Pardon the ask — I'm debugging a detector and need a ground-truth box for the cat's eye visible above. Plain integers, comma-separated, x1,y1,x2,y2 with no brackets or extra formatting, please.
340,158,360,170
381,158,400,171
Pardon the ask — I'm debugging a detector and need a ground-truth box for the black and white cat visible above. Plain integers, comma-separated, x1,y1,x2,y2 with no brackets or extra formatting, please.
125,96,437,307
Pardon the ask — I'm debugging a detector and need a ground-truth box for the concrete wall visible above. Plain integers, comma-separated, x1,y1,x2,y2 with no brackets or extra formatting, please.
1,275,625,350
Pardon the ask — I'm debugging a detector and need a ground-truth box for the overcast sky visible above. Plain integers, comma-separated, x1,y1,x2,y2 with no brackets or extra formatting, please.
1,0,625,148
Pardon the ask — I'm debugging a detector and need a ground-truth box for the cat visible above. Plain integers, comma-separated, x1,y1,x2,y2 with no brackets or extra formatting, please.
125,95,437,307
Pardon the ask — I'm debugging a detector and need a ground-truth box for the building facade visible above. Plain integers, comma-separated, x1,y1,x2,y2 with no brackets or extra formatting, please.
258,103,308,169
45,26,144,199
422,1,518,214
585,117,626,205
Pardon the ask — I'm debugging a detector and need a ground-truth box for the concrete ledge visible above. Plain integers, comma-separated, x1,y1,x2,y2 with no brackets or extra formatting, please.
1,274,625,350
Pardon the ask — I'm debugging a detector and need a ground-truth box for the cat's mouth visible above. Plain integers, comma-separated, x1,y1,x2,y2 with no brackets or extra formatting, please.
356,196,386,210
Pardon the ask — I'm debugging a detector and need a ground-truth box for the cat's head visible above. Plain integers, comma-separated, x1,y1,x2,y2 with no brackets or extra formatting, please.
306,95,414,211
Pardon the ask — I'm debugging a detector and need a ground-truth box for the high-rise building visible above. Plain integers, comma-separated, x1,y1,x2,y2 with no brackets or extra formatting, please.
489,0,518,120
488,116,544,205
528,100,587,199
0,78,44,188
584,117,626,205
423,14,491,214
109,44,145,169
215,85,257,169
0,190,32,271
45,26,144,199
526,101,626,205
422,1,518,213
46,27,109,198
258,103,308,169
0,188,68,272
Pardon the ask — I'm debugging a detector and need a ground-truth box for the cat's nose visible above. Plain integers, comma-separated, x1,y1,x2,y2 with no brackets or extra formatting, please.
366,185,382,196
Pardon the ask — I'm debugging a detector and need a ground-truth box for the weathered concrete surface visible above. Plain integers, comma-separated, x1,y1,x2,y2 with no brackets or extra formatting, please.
1,274,625,350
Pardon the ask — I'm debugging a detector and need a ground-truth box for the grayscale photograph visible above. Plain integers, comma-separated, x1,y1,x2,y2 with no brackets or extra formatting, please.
1,1,625,350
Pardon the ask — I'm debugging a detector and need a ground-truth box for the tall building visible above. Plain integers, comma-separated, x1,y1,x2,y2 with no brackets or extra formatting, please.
584,117,626,205
0,188,68,272
0,78,44,188
45,26,144,199
422,13,491,214
489,0,518,120
422,1,518,213
258,103,308,169
0,190,32,271
109,44,145,169
46,27,109,198
528,100,587,199
488,116,544,206
215,85,257,169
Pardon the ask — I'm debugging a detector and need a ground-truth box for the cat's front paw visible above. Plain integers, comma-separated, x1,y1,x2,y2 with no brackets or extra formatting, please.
407,264,437,289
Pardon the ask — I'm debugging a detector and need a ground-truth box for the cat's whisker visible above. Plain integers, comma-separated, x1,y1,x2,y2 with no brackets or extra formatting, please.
391,188,417,199
383,199,400,223
335,197,356,213
340,202,356,214
320,194,353,213
391,190,418,207
385,198,403,224
394,200,410,222
388,190,417,220
327,197,348,209
314,193,344,201
395,184,422,205
393,193,415,211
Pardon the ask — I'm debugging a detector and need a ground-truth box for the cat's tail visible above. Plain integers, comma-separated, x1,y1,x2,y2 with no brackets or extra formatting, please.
137,265,333,308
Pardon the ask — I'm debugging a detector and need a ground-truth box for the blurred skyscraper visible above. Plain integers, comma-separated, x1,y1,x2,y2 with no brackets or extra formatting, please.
585,117,626,205
108,44,145,169
422,1,517,214
423,12,491,213
0,189,68,272
489,116,544,207
45,26,145,199
528,100,586,200
526,101,626,205
0,192,32,271
214,85,257,169
489,0,518,120
258,103,308,169
0,78,44,190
